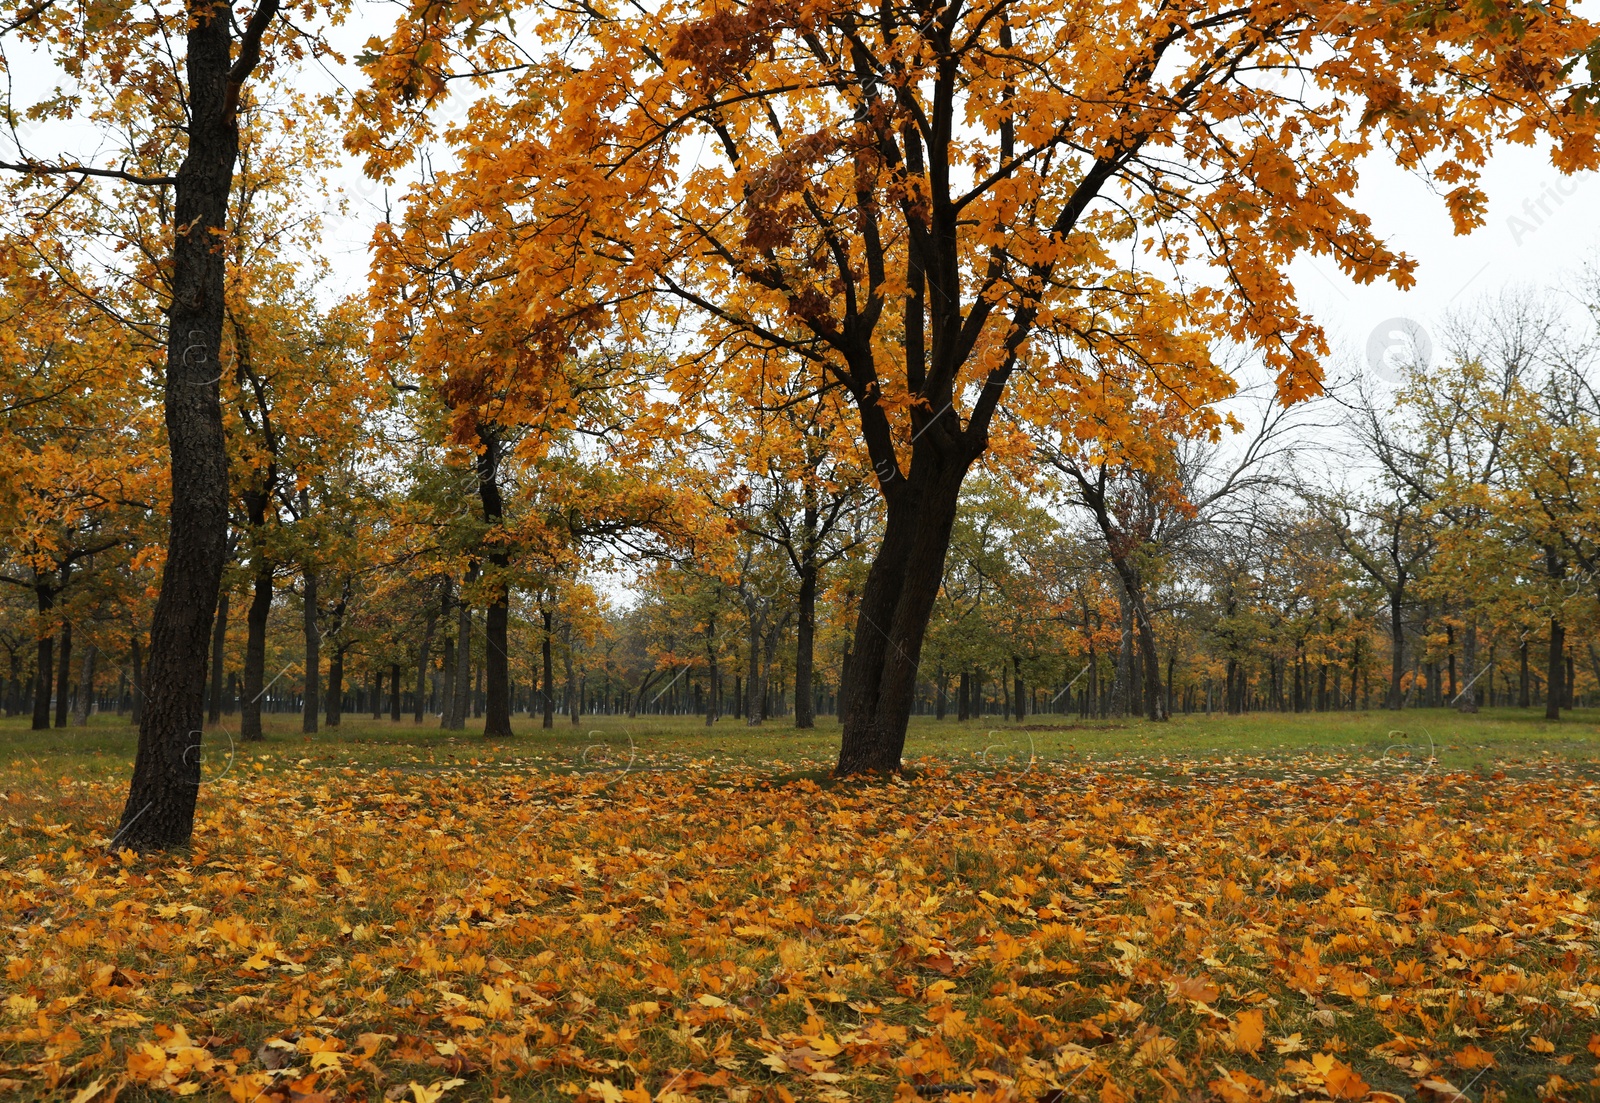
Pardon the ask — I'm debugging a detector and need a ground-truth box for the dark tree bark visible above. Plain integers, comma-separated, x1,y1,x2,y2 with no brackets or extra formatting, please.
240,560,271,740
321,586,346,730
390,662,402,721
1547,618,1566,721
72,644,98,725
207,588,229,724
563,622,579,726
1519,640,1530,707
414,585,442,723
326,646,344,727
31,588,54,731
439,635,456,728
1457,617,1479,714
115,0,282,852
958,670,969,721
448,576,473,730
1012,657,1024,721
54,620,71,728
541,607,555,730
794,561,817,728
301,568,319,733
704,612,719,726
836,461,970,772
129,633,144,727
745,611,763,725
474,429,514,736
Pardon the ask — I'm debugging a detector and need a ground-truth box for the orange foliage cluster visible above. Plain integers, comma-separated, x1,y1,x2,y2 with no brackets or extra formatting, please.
3,759,1599,1102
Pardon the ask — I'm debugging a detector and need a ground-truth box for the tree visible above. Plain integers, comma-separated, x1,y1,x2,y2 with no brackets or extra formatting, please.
357,0,1599,772
0,0,331,848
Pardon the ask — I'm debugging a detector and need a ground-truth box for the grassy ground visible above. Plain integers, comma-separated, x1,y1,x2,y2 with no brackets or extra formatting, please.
3,711,1600,1103
4,705,1599,785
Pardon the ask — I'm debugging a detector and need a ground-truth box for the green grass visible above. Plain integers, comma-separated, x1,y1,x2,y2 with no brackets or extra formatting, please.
4,704,1598,787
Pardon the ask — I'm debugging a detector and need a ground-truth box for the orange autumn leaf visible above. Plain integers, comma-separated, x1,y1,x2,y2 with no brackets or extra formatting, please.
1228,1010,1266,1057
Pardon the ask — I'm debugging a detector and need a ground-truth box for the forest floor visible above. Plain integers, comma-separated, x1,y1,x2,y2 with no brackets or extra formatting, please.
3,711,1599,1102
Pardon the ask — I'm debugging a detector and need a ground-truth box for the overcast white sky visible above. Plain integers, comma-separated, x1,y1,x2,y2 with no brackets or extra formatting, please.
1293,143,1599,384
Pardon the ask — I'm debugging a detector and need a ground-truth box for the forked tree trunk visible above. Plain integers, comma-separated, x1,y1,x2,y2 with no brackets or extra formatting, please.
836,462,968,774
115,0,279,851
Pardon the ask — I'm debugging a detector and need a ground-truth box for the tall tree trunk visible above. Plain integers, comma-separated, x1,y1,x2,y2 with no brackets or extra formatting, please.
1012,656,1025,721
115,0,280,852
449,581,472,730
794,561,817,729
240,562,271,740
439,635,456,727
208,588,229,724
301,569,319,733
1546,617,1565,721
54,619,72,728
745,610,762,726
474,428,514,736
391,662,403,721
1519,640,1531,707
835,460,968,774
326,645,344,727
481,581,511,736
1457,617,1478,714
129,633,144,727
564,622,579,726
1446,622,1457,701
958,670,970,721
414,586,443,723
1115,592,1133,718
704,614,719,727
31,588,54,731
542,607,555,730
1388,589,1404,709
72,645,98,726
